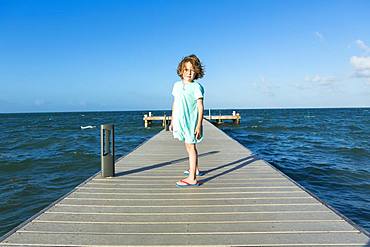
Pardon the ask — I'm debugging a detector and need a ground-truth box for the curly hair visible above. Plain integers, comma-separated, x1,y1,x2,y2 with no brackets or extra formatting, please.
177,54,205,80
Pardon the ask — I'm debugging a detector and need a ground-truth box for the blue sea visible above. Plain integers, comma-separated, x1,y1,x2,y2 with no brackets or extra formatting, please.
0,108,369,237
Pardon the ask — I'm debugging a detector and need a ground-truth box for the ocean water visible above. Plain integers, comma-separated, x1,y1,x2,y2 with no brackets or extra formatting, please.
218,108,370,233
0,108,369,237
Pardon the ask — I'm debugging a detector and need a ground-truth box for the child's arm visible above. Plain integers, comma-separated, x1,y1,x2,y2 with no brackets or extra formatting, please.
195,98,204,139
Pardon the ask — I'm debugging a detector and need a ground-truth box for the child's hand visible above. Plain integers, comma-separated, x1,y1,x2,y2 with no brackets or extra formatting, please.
195,126,202,140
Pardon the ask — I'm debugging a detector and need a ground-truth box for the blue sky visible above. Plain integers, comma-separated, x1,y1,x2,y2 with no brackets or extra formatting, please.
1,0,369,113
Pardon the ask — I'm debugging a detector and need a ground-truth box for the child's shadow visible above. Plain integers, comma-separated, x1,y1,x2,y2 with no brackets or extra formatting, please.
199,155,259,185
115,150,220,177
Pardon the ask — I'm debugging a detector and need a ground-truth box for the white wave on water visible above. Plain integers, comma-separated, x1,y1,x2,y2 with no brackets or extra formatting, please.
80,125,96,130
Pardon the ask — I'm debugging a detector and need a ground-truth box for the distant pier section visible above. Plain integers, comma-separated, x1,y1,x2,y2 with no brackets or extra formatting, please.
143,110,241,127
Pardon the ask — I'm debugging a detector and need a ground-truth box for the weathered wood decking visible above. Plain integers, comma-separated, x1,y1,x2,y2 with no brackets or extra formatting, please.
1,120,369,246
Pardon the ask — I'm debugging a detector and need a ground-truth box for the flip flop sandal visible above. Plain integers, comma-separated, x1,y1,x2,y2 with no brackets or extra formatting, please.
176,179,200,188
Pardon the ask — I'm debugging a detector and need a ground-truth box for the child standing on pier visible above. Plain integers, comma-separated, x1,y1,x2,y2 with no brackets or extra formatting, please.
170,54,205,187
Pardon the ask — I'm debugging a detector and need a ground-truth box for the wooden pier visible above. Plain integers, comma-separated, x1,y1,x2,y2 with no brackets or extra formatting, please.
143,111,241,127
1,120,369,246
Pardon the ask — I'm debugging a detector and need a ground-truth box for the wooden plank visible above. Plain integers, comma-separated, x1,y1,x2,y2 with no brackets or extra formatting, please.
2,232,369,246
29,211,345,223
56,197,319,207
49,203,326,213
20,221,358,234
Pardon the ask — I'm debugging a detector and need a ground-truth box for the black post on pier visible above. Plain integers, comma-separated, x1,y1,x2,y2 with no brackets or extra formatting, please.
100,124,115,177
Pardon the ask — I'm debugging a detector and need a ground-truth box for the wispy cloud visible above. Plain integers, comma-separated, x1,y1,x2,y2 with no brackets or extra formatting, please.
355,40,370,53
253,76,277,97
350,56,370,80
314,32,325,42
294,75,339,92
304,75,336,86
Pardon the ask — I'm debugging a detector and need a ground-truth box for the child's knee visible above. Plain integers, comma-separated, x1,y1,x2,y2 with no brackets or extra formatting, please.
185,143,196,150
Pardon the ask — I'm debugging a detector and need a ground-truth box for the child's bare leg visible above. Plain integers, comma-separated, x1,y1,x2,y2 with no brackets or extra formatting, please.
187,143,198,179
178,143,198,184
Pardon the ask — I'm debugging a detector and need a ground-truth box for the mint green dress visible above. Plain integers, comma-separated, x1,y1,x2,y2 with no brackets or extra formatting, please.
172,80,204,144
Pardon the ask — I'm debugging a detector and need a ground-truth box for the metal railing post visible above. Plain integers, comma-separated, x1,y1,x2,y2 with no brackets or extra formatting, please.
101,124,115,177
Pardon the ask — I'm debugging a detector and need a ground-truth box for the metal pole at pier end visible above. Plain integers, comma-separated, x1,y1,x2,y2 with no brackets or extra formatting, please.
100,124,115,177
164,114,169,131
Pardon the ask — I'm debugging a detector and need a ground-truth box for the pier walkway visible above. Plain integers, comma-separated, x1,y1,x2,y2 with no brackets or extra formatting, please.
1,120,369,246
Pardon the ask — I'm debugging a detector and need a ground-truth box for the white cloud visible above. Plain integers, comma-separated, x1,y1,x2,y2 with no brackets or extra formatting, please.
353,70,370,78
314,32,325,42
350,56,370,79
305,75,336,86
350,56,370,70
294,83,308,90
355,40,370,53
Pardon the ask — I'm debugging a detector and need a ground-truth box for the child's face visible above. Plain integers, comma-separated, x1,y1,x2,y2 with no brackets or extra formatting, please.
182,62,196,82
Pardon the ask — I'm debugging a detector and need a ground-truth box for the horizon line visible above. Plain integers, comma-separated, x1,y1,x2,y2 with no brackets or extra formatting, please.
1,106,370,114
